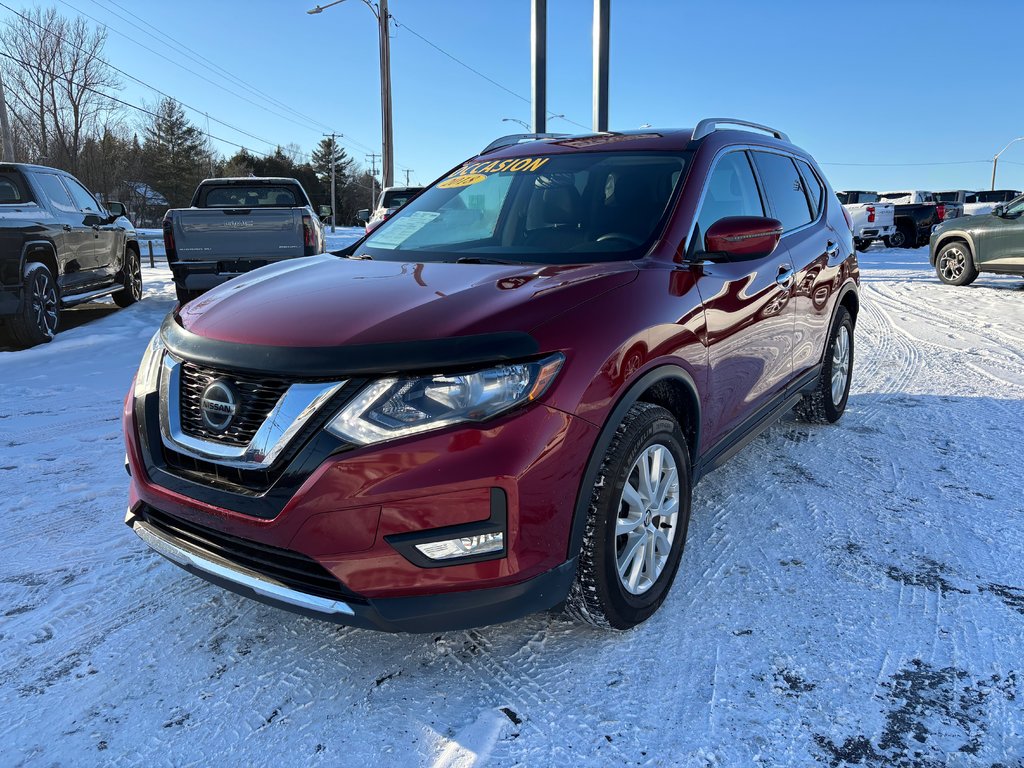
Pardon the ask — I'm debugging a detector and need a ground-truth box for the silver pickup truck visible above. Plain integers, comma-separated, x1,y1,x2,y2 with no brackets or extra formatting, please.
163,177,327,303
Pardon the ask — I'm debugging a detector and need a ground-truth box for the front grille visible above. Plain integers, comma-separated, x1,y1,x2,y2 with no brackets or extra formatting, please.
179,361,291,446
138,504,366,604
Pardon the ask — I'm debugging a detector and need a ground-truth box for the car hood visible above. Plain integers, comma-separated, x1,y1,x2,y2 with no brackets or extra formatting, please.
176,254,638,347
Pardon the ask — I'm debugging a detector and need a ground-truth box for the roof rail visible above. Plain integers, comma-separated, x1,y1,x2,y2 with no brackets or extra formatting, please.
480,133,572,155
691,118,789,143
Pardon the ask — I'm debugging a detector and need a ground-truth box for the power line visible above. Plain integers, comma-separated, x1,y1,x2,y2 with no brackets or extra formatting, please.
820,160,991,167
388,13,590,132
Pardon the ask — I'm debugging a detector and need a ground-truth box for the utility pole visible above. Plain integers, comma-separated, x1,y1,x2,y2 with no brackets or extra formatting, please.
366,152,381,209
592,0,610,132
307,1,394,187
205,112,214,176
531,0,547,134
324,132,338,232
0,69,15,163
403,168,413,186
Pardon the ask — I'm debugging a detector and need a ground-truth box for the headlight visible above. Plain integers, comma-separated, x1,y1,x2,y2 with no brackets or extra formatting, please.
134,331,165,397
326,353,564,445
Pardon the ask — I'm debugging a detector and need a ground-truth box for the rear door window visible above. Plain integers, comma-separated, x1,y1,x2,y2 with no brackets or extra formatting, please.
33,173,77,213
695,151,765,242
0,172,29,204
752,151,813,232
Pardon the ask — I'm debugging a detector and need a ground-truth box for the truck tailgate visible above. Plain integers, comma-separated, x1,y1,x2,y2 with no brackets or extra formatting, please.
172,208,303,261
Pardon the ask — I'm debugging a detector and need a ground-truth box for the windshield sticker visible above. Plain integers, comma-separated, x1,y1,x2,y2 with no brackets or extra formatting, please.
369,210,441,249
443,156,551,183
437,173,487,189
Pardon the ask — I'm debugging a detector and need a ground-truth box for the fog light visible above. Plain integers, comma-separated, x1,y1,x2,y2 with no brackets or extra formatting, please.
414,532,504,561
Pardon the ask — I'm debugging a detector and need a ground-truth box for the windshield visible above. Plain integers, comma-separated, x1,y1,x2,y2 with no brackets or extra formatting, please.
973,190,1018,203
357,151,690,264
933,192,962,202
381,189,421,209
201,185,299,208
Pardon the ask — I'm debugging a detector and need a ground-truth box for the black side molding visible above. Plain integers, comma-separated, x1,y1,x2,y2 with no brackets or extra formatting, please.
160,314,540,378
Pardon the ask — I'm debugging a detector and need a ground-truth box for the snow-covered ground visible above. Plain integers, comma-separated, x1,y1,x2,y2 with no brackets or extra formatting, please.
1,243,1022,767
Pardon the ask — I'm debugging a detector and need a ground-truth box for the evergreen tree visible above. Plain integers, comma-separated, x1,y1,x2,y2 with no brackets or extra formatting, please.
139,98,211,207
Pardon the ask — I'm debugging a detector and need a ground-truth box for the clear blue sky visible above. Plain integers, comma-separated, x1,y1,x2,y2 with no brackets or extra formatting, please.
12,0,1024,192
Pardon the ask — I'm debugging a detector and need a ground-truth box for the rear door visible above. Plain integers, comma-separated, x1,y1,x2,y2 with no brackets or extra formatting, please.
692,149,795,450
751,151,841,381
981,196,1024,268
30,172,92,292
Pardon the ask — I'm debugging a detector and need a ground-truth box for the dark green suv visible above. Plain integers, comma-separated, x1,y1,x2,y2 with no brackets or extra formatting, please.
930,195,1024,285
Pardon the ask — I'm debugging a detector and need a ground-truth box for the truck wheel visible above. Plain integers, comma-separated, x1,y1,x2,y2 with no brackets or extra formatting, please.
935,241,979,286
888,224,912,248
795,306,854,424
112,246,143,307
565,402,691,630
855,239,872,252
5,263,60,348
175,286,201,305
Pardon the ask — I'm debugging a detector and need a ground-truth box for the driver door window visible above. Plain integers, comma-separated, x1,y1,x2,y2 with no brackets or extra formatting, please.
694,151,765,249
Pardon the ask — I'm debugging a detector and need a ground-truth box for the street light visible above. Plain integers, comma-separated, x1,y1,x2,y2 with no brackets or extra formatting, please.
308,0,394,188
502,115,565,132
991,136,1024,191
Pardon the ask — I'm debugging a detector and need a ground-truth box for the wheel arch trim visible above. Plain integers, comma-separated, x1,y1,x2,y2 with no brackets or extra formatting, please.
931,230,976,267
566,365,701,561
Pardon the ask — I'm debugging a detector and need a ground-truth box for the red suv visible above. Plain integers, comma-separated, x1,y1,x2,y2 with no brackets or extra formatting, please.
123,120,859,632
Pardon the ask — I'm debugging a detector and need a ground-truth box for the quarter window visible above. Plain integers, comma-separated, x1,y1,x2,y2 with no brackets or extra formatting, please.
796,160,823,219
695,151,765,244
33,173,77,213
752,152,812,232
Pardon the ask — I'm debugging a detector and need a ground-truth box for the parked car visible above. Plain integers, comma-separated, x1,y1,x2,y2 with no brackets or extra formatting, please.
963,189,1021,217
878,190,962,248
836,191,895,251
124,120,859,632
0,162,142,349
357,185,423,233
162,177,327,304
930,194,1024,285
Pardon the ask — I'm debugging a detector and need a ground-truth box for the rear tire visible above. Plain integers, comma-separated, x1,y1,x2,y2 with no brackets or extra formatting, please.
112,246,143,307
888,223,913,249
935,241,979,286
795,306,854,424
566,402,692,630
855,239,872,253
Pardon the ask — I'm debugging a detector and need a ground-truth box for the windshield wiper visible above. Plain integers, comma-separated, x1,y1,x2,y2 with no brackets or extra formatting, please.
454,256,527,265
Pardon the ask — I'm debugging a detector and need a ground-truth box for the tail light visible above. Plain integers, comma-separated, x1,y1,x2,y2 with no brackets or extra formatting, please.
841,205,853,232
936,203,946,221
302,214,317,254
162,214,176,262
866,205,876,224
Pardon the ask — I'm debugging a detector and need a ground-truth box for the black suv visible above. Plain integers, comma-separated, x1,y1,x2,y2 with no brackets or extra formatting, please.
0,163,142,348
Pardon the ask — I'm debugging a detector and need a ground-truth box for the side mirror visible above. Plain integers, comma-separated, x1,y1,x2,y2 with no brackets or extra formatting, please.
703,216,783,261
992,205,1004,217
355,208,370,223
318,205,332,219
107,201,126,217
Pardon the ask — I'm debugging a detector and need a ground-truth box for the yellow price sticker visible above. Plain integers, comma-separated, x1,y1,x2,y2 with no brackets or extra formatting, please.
437,173,487,189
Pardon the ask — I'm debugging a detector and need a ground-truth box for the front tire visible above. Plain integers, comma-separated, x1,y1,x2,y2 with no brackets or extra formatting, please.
795,306,854,424
112,246,143,307
3,263,60,349
935,241,979,286
566,402,692,630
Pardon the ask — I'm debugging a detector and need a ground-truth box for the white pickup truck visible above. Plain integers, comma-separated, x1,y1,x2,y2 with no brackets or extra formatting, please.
963,189,1021,217
837,191,895,251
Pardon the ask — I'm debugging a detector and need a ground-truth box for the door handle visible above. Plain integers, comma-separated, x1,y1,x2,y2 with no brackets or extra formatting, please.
776,264,795,289
826,240,841,259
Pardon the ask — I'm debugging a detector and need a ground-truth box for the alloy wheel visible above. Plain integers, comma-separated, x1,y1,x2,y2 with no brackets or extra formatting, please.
129,252,143,300
31,271,58,336
831,325,851,405
615,444,680,595
939,247,966,281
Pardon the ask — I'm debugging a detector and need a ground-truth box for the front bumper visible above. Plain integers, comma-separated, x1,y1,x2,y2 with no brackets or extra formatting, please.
124,383,598,630
126,503,576,632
